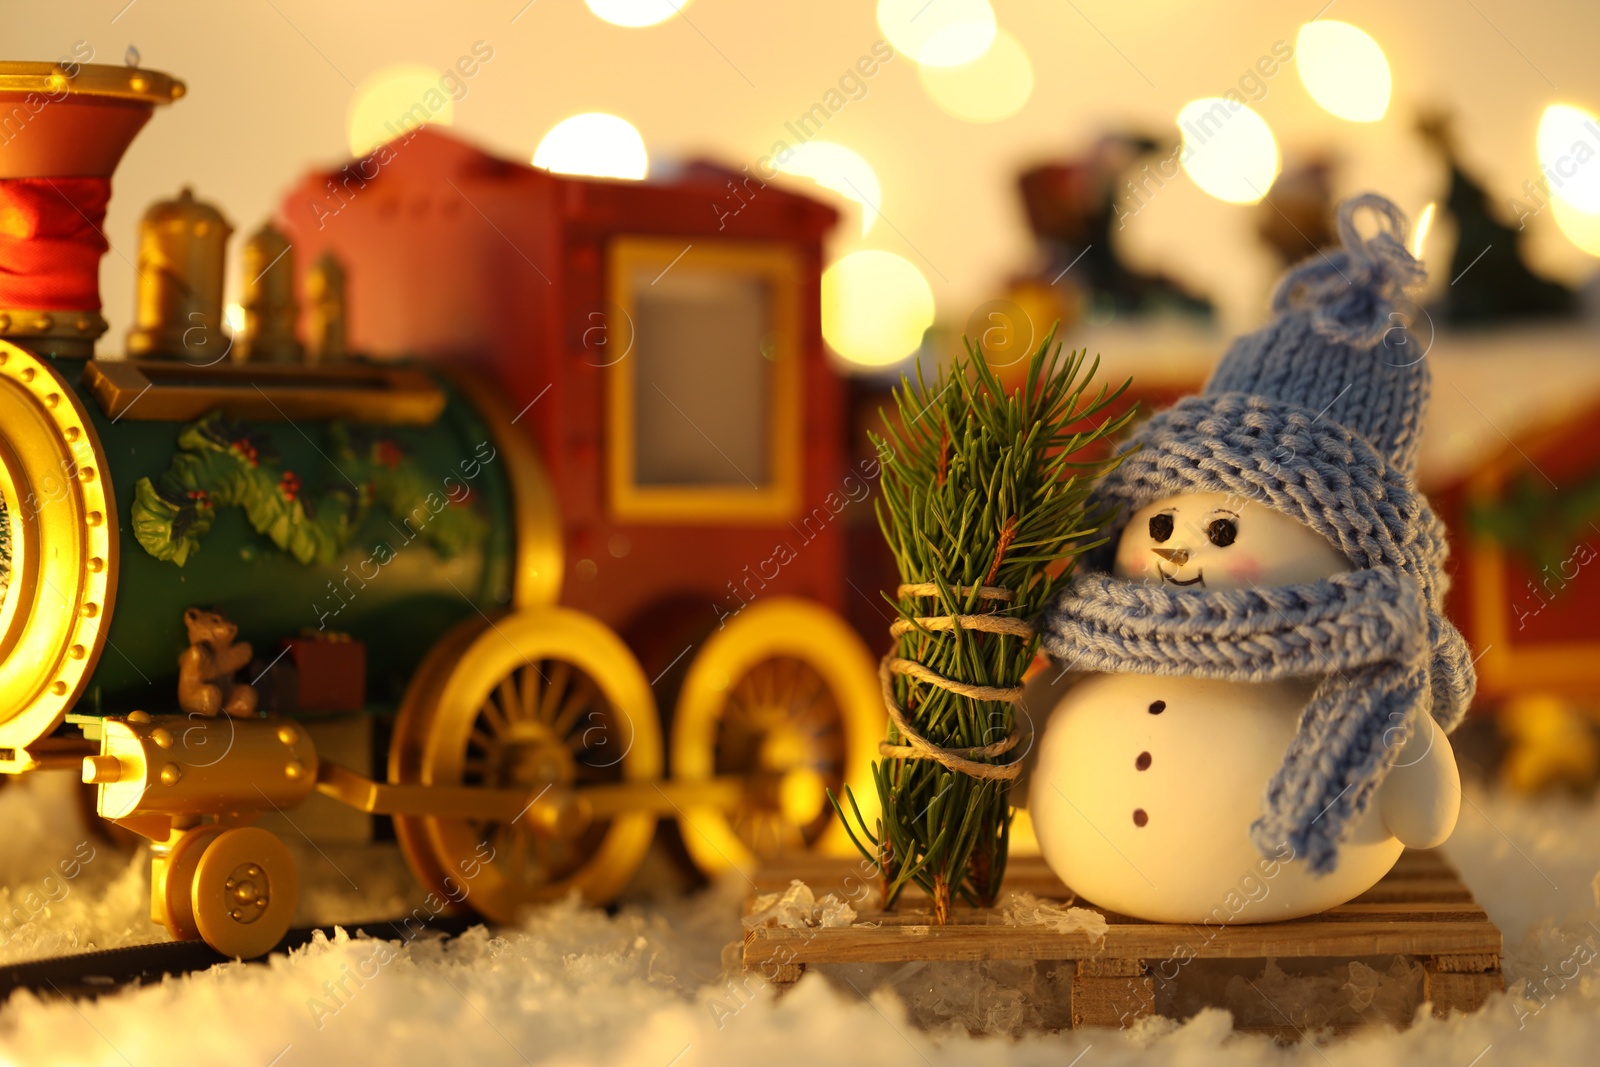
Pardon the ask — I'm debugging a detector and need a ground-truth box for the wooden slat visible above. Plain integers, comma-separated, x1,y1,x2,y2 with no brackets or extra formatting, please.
1319,901,1488,922
748,899,1485,930
746,918,1500,966
1351,878,1475,903
751,850,1465,900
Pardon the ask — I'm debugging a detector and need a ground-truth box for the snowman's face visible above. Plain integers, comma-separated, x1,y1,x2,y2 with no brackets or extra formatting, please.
1112,491,1351,591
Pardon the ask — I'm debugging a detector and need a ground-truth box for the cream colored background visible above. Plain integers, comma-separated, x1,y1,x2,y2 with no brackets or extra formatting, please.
9,0,1600,353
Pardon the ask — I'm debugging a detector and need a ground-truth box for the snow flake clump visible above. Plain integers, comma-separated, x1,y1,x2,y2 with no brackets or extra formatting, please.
1000,890,1109,943
742,881,856,930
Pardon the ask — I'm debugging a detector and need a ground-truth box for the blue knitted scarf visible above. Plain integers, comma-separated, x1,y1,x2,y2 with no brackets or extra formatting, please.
1039,567,1466,873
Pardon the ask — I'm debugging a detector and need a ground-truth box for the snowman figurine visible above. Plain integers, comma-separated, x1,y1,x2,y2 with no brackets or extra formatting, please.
1029,194,1475,924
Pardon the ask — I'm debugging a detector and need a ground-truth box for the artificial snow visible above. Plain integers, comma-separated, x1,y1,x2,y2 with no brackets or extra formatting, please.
0,769,1596,1065
743,880,857,930
1000,890,1109,943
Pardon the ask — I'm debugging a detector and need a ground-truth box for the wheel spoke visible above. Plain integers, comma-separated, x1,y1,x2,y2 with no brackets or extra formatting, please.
469,727,497,755
778,659,802,706
755,661,778,707
766,659,801,707
787,674,827,718
567,714,606,754
497,675,522,729
540,662,571,724
790,692,835,731
549,677,592,742
478,698,511,739
518,664,540,722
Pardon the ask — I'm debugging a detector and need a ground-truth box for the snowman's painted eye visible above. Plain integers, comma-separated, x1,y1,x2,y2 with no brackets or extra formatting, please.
1148,513,1174,542
1207,517,1238,547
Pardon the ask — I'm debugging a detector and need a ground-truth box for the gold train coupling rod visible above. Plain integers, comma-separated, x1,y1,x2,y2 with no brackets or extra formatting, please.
314,763,827,838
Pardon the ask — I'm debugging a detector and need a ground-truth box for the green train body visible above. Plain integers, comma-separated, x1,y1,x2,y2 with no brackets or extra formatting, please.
55,357,520,717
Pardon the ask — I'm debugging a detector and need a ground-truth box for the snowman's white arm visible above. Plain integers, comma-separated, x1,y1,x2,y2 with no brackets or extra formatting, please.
1377,713,1461,850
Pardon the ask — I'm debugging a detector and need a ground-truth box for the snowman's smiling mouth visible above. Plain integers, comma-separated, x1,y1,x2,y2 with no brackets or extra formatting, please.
1158,564,1205,587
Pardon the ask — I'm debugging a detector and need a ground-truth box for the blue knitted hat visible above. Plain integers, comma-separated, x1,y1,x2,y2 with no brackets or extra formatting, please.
1208,194,1429,475
1042,193,1476,872
1090,194,1449,601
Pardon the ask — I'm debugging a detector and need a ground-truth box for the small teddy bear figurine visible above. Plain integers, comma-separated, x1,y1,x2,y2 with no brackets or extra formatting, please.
178,608,258,718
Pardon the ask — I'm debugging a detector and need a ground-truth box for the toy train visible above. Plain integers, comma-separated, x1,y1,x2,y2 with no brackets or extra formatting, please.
0,61,882,956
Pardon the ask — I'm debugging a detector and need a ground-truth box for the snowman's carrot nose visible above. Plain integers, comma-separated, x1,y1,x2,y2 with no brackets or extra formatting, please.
1152,547,1190,566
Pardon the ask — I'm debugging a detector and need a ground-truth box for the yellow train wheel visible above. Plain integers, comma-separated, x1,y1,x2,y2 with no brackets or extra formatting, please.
153,825,225,942
671,597,882,875
191,827,298,959
390,607,662,921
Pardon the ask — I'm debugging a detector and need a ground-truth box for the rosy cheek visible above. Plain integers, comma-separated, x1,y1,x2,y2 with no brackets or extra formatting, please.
1114,551,1152,582
1220,557,1265,584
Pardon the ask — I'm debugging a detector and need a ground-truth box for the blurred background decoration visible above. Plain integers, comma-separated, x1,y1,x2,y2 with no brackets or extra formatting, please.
8,0,1598,373
1417,109,1578,324
1016,130,1216,322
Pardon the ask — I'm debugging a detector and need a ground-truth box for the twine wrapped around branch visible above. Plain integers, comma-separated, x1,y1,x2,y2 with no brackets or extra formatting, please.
877,583,1032,781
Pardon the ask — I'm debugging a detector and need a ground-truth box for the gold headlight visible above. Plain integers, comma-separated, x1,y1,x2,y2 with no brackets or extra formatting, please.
89,714,318,818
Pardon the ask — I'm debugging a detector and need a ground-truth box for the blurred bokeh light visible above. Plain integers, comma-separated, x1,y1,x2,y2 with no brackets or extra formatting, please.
821,250,935,367
1296,21,1393,123
1538,102,1600,212
878,0,997,67
585,0,691,28
347,63,456,157
1412,201,1437,259
776,141,883,236
1552,196,1600,255
1176,98,1281,204
917,29,1034,123
533,113,649,179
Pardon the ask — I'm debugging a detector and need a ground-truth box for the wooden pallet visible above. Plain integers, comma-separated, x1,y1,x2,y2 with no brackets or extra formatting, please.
742,850,1503,1035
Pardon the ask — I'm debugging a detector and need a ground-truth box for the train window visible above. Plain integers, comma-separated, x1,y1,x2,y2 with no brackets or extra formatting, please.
606,239,802,523
634,271,770,486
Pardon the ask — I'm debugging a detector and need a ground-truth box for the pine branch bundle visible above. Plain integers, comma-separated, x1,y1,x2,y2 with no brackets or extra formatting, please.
834,331,1133,922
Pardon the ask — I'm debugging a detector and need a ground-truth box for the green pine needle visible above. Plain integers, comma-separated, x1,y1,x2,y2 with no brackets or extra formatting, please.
830,327,1134,918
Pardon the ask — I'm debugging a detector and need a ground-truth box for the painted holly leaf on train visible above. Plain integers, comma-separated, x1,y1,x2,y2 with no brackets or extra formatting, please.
132,413,487,566
331,423,487,559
